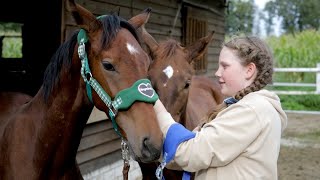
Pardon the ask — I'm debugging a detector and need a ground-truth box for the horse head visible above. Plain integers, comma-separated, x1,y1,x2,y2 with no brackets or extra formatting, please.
66,0,162,162
130,8,214,122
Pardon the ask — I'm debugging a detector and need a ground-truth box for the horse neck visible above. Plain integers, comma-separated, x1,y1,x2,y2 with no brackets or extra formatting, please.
183,76,223,130
28,64,94,168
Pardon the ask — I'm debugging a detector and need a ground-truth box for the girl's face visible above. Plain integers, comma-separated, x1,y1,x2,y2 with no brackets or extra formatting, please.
215,47,256,97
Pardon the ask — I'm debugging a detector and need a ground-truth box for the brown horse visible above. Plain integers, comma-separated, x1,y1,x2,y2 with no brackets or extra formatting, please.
134,9,225,179
0,1,163,179
183,75,225,129
0,91,32,120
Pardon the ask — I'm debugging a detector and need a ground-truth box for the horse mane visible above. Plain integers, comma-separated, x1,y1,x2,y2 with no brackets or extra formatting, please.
156,39,180,59
42,31,77,101
42,14,140,101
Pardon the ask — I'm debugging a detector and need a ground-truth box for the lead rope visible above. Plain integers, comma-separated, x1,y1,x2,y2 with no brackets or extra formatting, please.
155,152,167,180
121,139,130,180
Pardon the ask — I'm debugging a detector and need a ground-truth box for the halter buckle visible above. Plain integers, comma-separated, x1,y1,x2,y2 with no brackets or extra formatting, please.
78,41,86,59
85,72,92,81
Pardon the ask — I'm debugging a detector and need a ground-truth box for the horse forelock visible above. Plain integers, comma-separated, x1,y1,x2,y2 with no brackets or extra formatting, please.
43,31,78,101
100,15,140,50
156,39,181,60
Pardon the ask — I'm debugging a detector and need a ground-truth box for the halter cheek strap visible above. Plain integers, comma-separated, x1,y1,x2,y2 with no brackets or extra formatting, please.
77,29,159,137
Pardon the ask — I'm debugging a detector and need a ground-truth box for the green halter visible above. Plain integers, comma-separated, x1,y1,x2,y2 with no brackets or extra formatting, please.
77,29,158,137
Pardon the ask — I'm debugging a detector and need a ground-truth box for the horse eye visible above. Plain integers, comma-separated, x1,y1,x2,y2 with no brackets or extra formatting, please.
102,61,115,71
184,79,191,89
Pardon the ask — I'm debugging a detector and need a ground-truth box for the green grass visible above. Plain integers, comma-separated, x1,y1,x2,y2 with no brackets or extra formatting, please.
266,86,320,111
279,95,320,111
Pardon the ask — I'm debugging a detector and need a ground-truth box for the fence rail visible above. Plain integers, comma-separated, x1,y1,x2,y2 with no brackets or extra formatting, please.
271,63,320,95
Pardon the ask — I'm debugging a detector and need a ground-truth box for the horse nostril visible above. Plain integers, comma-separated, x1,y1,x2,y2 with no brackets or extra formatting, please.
142,137,151,158
141,137,161,161
143,137,150,149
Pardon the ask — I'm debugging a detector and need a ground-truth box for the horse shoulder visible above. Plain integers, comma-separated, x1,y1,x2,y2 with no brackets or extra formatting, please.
0,92,32,120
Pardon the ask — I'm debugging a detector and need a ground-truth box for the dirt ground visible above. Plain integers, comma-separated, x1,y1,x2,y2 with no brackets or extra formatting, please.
278,112,320,180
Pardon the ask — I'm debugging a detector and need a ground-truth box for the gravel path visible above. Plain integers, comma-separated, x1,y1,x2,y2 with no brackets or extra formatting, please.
278,112,320,180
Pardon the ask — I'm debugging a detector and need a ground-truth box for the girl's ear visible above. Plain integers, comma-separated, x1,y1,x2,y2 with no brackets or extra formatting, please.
245,62,257,80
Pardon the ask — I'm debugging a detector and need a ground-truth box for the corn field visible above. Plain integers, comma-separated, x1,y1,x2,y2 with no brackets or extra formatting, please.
266,30,320,84
266,30,320,111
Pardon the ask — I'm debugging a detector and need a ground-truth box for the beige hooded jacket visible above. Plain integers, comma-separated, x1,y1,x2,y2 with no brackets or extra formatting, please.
155,89,288,180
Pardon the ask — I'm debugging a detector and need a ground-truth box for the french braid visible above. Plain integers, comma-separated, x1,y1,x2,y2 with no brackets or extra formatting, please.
204,36,274,122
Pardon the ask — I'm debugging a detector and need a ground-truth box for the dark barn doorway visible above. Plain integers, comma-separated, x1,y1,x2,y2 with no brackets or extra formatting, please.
0,0,62,95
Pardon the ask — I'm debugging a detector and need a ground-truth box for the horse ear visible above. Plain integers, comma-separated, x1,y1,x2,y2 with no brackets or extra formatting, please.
128,7,159,52
66,0,101,33
128,7,152,29
185,31,214,64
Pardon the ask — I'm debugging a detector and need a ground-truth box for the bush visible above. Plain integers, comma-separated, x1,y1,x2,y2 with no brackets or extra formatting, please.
2,37,22,58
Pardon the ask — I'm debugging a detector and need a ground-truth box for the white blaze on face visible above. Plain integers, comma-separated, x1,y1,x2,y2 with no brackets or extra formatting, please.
162,66,173,87
126,43,139,55
163,66,174,79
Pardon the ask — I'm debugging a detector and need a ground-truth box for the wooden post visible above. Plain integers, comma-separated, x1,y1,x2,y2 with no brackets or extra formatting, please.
317,63,320,94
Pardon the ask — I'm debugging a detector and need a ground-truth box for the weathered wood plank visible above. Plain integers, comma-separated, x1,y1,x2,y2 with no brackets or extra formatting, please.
79,150,122,175
140,0,178,9
64,8,182,28
78,129,119,151
87,107,108,124
208,47,222,55
77,139,121,164
82,120,111,137
208,18,225,27
208,24,225,34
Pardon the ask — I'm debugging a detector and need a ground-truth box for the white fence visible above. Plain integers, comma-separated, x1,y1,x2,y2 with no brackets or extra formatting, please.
271,63,320,95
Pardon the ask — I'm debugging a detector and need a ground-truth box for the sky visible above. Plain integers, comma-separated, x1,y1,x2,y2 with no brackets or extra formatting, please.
255,0,270,9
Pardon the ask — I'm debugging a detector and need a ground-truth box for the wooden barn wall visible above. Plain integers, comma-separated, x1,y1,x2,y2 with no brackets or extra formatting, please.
63,0,225,77
63,0,182,42
182,2,226,78
63,0,225,174
77,119,122,174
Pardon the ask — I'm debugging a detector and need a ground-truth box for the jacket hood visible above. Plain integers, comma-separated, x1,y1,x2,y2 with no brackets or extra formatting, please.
252,90,288,132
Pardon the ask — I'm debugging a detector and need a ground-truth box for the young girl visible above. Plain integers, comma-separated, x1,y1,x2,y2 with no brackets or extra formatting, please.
154,36,287,180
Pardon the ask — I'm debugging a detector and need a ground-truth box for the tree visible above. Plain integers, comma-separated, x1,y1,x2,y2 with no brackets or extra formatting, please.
264,0,320,35
0,22,22,35
226,0,256,35
263,1,277,35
